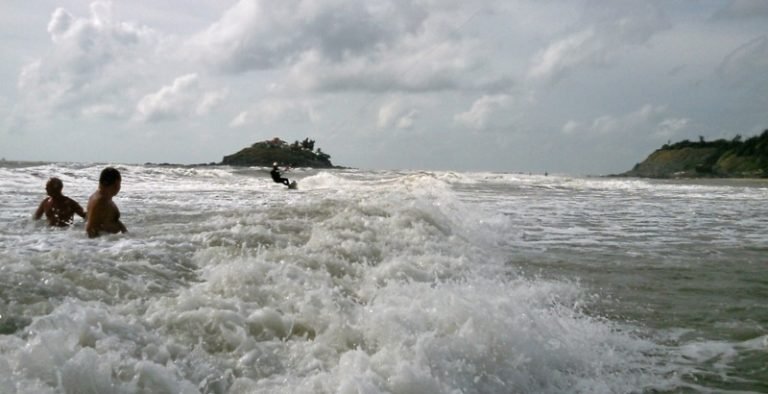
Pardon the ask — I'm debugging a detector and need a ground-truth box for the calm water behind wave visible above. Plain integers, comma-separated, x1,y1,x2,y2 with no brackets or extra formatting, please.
0,162,766,393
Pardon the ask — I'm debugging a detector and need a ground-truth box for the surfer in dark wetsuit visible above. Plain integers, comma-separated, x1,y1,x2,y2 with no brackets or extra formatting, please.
270,162,291,186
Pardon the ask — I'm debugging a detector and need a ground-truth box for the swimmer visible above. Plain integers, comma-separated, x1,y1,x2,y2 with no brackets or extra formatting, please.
33,177,86,227
86,167,127,238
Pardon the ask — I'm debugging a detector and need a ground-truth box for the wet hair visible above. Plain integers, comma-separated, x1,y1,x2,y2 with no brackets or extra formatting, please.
99,167,121,187
47,177,63,190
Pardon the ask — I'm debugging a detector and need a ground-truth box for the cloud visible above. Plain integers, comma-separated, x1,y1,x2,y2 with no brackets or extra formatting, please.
527,28,597,82
454,94,513,131
229,112,248,128
48,8,74,42
717,35,768,88
135,74,227,122
562,105,690,137
189,0,510,94
81,104,127,119
196,90,229,116
528,2,670,82
712,0,768,20
189,0,413,73
228,98,316,127
377,99,419,130
288,38,505,94
12,2,167,125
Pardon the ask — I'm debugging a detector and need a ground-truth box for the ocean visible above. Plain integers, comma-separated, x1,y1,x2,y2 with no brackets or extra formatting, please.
0,162,766,393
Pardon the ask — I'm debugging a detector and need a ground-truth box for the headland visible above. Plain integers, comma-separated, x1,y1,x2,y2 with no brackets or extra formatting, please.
616,130,768,178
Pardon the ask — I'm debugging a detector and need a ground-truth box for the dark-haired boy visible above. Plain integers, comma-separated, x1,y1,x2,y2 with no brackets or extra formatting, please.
34,177,86,227
86,167,127,238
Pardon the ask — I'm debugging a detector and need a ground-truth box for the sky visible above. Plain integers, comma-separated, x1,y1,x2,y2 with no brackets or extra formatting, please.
1,0,767,175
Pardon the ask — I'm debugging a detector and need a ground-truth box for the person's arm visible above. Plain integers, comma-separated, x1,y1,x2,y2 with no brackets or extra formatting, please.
33,199,46,220
70,198,86,219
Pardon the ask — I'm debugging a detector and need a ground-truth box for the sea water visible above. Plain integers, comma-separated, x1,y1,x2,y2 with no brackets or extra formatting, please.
0,162,766,393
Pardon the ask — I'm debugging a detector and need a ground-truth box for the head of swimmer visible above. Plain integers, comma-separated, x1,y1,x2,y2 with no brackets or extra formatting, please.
99,167,122,196
45,177,64,198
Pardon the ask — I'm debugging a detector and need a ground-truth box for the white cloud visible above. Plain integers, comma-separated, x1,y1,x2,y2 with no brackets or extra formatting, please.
377,98,421,130
81,104,126,119
454,94,513,130
288,37,501,94
528,2,670,82
12,1,168,125
562,105,690,137
228,98,316,128
196,89,229,116
135,74,225,122
562,120,581,135
47,8,74,42
656,118,690,138
528,29,597,81
229,111,248,128
396,111,418,129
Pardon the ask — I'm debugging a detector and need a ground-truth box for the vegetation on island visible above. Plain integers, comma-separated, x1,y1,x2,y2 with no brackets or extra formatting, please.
620,129,768,178
221,138,335,168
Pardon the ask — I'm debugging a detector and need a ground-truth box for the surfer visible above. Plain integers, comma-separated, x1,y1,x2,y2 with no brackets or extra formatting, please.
86,167,127,238
33,177,86,227
270,162,291,186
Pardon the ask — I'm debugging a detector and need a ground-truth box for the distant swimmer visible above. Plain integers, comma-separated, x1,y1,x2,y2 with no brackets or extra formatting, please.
270,162,291,187
86,167,127,238
33,177,86,227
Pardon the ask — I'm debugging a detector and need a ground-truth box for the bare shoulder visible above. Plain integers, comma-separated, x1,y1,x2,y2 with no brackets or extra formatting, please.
65,195,82,206
87,192,110,215
88,191,105,206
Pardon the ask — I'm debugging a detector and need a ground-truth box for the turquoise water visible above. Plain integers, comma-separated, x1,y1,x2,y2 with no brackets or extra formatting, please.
0,163,766,393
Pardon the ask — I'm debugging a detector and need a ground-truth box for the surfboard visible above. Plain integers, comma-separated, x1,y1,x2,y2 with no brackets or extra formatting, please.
288,181,298,190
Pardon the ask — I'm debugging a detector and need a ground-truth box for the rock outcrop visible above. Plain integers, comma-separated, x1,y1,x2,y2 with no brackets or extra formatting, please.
222,138,335,168
619,130,768,178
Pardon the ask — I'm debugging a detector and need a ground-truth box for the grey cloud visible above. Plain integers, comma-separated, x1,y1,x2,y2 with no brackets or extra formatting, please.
454,94,516,131
228,98,316,128
712,0,768,20
718,35,768,87
191,0,421,73
529,1,670,82
48,8,74,40
288,35,512,94
561,105,689,138
192,0,511,94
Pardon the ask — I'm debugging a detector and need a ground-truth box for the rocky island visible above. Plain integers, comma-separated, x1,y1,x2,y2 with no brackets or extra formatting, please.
222,138,336,168
618,130,768,178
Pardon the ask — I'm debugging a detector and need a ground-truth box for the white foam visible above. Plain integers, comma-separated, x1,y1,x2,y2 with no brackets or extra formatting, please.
2,163,764,392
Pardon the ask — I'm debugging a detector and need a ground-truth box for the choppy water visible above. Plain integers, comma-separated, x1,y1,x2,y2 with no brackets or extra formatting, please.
0,162,766,393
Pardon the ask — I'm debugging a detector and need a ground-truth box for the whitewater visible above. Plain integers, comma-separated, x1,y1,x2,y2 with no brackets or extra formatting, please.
0,162,766,393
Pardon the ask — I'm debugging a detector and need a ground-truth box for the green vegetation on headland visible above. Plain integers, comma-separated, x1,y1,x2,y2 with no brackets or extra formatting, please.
221,138,335,168
618,129,768,178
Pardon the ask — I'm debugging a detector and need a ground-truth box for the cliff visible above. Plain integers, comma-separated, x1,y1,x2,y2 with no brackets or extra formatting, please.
619,130,768,178
222,138,335,168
